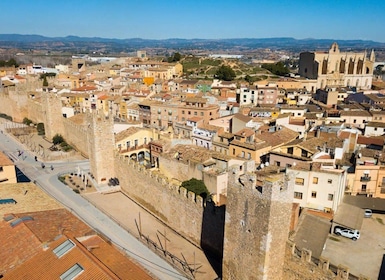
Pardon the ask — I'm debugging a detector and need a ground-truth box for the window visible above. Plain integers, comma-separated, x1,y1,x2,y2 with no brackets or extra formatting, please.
182,110,185,114
241,151,245,158
353,119,357,123
287,147,293,154
361,184,367,192
313,177,318,184
232,148,235,155
311,191,317,198
60,263,84,280
194,112,197,116
327,179,332,184
247,152,251,159
53,239,75,258
200,112,204,116
276,161,280,167
0,166,3,172
294,192,303,199
295,177,304,185
188,111,191,115
328,194,334,201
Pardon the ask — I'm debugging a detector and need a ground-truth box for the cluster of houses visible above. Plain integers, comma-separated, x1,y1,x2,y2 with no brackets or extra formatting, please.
1,45,385,214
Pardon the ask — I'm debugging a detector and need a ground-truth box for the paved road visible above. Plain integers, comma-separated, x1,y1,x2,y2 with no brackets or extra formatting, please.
0,120,187,280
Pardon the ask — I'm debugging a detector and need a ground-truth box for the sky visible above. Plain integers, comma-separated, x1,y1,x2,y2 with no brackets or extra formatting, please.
0,0,384,42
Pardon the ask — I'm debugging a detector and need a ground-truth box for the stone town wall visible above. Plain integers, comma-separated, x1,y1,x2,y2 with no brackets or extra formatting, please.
115,155,225,255
27,99,44,124
62,118,89,157
0,91,28,122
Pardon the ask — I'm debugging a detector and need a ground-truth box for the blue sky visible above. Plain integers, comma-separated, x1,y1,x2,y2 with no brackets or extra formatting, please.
1,0,384,42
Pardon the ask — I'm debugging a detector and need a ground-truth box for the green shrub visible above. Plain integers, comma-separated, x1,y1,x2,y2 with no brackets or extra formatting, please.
23,117,33,126
61,144,73,152
0,113,12,121
37,123,45,135
53,134,64,145
58,176,67,185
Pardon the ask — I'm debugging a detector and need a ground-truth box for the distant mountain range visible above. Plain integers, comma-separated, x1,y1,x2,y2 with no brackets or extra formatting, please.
0,34,384,53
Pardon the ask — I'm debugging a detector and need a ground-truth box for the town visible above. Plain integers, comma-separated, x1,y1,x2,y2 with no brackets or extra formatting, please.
1,39,385,280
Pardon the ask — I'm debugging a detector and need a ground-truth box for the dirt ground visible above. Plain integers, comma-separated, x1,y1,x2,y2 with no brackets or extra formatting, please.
61,173,97,194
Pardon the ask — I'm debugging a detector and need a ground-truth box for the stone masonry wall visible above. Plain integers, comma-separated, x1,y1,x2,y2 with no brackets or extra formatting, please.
62,118,89,157
222,167,294,280
115,155,225,255
0,92,28,122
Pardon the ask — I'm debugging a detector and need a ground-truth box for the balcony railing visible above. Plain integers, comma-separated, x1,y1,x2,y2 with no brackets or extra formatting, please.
360,176,371,182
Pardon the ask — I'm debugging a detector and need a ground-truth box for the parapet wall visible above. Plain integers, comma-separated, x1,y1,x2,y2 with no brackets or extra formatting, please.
115,155,225,255
285,240,366,280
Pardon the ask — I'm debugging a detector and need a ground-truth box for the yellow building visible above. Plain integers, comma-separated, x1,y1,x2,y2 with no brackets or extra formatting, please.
229,128,271,164
0,151,17,184
115,127,159,162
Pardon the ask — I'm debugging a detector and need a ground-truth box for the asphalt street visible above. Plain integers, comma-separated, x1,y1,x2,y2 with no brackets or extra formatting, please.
0,119,187,280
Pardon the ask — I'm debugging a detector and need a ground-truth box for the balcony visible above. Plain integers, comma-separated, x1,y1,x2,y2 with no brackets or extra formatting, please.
360,176,371,182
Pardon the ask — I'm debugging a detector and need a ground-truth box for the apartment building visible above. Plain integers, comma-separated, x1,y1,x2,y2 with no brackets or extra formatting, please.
177,97,219,123
288,166,346,212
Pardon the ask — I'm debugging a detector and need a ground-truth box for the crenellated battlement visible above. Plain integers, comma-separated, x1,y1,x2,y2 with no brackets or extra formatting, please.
116,155,205,208
286,240,367,280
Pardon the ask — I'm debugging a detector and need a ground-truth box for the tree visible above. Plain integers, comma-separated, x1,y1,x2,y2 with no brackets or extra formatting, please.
215,65,236,81
181,178,209,199
261,61,290,76
52,134,64,145
245,74,256,84
167,52,182,63
42,76,48,87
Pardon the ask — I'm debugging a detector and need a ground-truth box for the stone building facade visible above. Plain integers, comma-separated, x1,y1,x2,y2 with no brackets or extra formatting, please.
299,42,375,90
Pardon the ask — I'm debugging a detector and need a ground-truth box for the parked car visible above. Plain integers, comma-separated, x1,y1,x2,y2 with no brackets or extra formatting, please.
334,228,360,241
364,209,372,218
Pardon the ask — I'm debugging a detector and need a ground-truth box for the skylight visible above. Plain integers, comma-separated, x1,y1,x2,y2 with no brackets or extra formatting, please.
53,239,75,258
60,263,84,280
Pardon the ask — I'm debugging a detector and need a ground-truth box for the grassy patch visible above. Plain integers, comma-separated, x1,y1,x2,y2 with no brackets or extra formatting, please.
329,236,340,242
58,176,67,185
376,217,384,225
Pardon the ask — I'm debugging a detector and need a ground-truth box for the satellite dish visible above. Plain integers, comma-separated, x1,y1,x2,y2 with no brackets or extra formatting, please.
265,162,269,167
358,153,362,158
260,164,265,169
293,162,297,166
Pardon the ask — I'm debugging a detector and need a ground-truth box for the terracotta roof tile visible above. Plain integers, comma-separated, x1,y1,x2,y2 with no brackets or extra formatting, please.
0,220,42,275
3,235,118,280
80,235,153,280
15,209,94,243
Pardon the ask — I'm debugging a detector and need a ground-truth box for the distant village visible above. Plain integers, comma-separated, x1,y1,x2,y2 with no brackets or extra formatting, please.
1,42,385,279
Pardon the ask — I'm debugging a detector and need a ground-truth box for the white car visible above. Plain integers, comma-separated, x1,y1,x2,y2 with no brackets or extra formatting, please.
364,209,372,218
334,228,360,241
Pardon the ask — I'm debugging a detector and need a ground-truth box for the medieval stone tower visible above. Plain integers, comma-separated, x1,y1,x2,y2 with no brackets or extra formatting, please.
41,90,65,141
222,162,294,280
87,111,115,184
